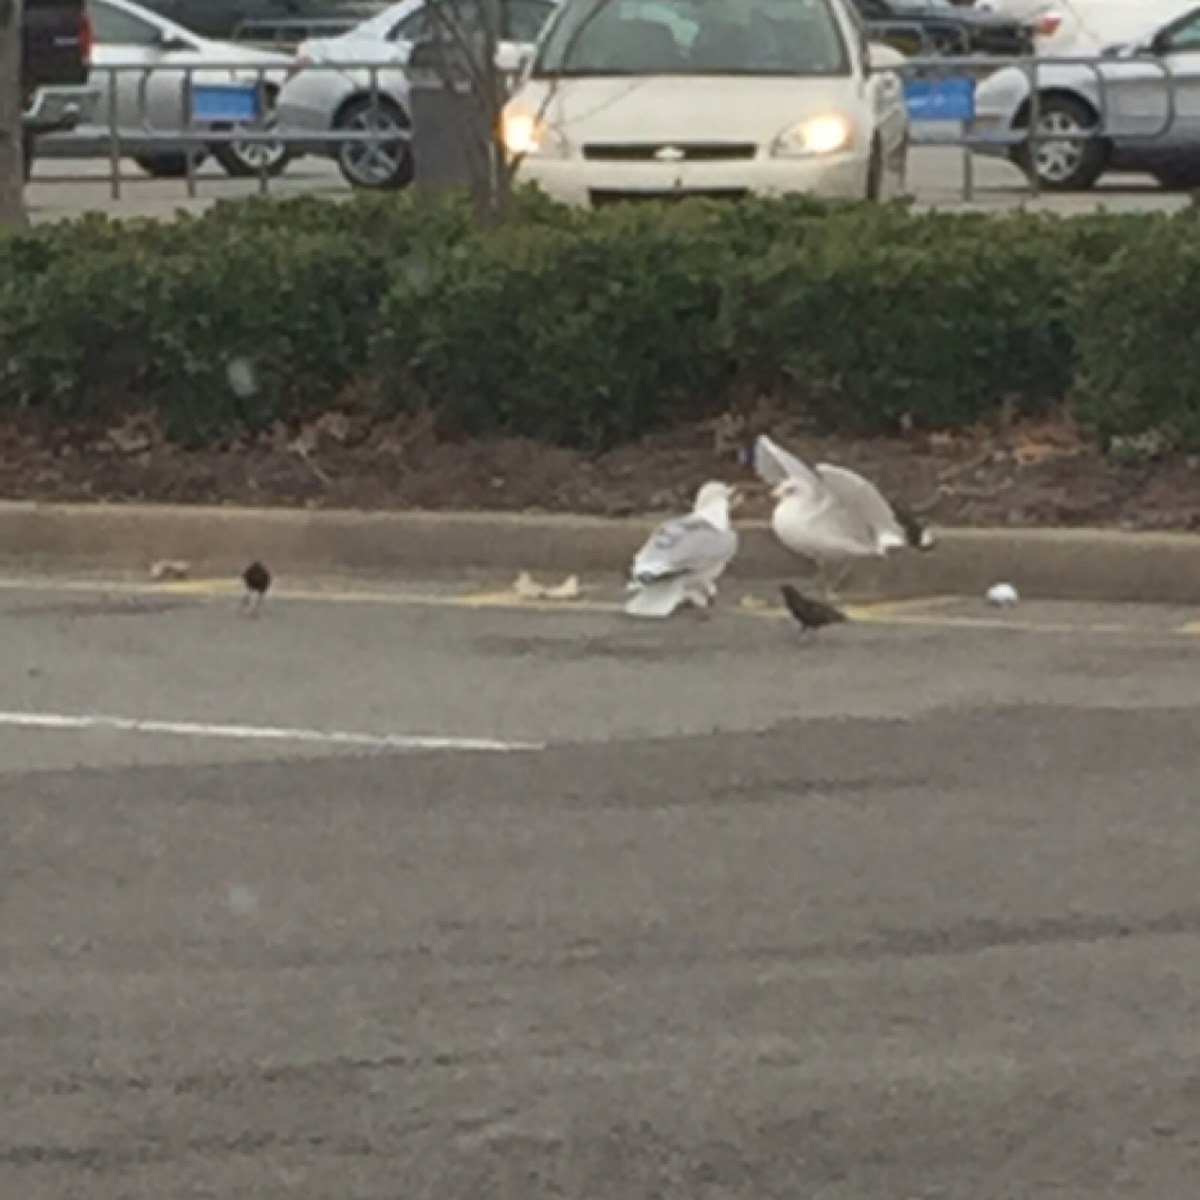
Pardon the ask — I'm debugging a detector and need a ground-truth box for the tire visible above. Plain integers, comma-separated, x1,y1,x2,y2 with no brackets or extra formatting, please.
333,95,413,191
211,85,292,178
133,152,208,179
212,139,292,178
1014,94,1108,192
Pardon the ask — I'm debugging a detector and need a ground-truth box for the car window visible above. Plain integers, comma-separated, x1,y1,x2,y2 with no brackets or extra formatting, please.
503,0,556,41
390,7,429,39
1162,9,1200,50
535,0,850,77
89,0,168,44
392,0,556,42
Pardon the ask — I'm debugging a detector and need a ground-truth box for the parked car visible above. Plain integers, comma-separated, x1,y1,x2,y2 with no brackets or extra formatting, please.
500,0,910,208
970,0,1200,188
22,0,94,177
119,0,390,48
276,0,556,188
974,0,1183,51
854,0,1035,58
39,0,293,178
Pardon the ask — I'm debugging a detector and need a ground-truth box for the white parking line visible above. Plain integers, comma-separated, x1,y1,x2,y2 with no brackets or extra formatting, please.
0,711,543,753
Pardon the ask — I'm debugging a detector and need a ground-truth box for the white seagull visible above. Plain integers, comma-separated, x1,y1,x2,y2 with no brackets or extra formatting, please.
624,481,741,619
754,434,934,597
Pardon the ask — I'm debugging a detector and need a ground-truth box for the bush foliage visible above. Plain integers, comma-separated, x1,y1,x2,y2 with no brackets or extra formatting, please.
1,189,1198,451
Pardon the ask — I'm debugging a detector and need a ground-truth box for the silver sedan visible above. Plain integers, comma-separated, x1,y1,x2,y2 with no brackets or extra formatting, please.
275,0,556,188
970,0,1200,189
38,0,293,180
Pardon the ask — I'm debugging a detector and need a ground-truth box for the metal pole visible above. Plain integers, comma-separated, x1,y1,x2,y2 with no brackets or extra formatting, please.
1025,55,1040,199
107,70,121,200
182,69,197,198
257,67,268,195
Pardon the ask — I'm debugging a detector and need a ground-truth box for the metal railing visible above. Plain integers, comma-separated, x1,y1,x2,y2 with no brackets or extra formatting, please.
888,51,1180,201
36,51,1190,206
66,60,418,200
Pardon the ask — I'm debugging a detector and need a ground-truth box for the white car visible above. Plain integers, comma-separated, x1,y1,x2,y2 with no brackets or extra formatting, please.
276,0,557,188
499,0,910,208
40,0,292,179
978,0,1186,53
971,0,1200,189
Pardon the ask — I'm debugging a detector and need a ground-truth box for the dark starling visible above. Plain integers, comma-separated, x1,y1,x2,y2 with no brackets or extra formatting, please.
891,502,936,552
780,583,848,636
241,560,271,616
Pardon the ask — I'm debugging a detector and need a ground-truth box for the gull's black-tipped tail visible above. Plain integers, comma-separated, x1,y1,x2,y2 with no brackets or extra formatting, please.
780,584,848,631
892,502,936,552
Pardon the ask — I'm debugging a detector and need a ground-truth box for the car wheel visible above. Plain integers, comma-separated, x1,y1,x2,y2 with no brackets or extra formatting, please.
1015,94,1108,191
865,138,883,202
212,85,293,178
133,152,208,179
334,95,413,191
213,137,292,179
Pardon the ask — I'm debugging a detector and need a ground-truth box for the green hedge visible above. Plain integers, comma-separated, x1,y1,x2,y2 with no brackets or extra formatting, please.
2,189,1199,452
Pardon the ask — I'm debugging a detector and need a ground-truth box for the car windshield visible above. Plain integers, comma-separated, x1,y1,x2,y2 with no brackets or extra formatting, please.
533,0,851,78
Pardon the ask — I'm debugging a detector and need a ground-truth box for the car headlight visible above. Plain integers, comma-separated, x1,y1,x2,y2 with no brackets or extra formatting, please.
500,107,567,159
771,113,855,157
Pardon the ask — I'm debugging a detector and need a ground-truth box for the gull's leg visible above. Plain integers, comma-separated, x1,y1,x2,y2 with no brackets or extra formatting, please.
823,560,855,605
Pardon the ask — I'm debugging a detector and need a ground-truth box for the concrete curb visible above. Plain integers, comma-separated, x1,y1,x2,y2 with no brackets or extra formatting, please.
0,501,1198,604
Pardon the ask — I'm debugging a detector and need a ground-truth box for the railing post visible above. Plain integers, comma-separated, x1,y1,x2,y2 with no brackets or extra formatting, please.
182,69,198,199
1025,56,1040,199
106,70,121,201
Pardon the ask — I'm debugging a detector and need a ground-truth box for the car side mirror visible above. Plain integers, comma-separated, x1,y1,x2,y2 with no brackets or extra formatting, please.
158,34,194,52
866,40,907,71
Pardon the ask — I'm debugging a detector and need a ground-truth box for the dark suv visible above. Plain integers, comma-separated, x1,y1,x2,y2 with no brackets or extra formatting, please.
854,0,1034,57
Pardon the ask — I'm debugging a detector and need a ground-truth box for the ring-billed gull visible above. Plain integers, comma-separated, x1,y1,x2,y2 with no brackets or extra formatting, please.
624,481,740,619
754,434,934,598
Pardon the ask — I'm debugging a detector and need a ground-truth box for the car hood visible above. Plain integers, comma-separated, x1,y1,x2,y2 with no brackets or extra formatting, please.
516,75,866,144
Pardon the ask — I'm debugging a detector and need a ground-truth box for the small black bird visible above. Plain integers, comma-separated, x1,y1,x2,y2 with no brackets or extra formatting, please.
241,560,271,617
780,583,848,638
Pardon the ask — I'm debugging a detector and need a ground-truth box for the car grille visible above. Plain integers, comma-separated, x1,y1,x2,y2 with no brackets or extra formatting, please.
582,142,757,162
588,188,750,207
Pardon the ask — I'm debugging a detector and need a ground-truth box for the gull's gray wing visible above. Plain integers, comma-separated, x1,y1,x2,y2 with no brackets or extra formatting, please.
815,463,906,553
631,514,738,584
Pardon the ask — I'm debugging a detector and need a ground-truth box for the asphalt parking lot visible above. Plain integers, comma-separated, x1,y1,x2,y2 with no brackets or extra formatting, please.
4,571,1200,1199
23,148,1197,222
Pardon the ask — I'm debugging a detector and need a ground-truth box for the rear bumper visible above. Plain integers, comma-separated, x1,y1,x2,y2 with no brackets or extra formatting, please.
23,84,100,135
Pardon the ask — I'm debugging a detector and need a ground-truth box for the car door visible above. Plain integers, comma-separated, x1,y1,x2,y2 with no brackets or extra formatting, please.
1153,6,1200,144
88,0,175,136
91,0,233,139
1096,6,1200,146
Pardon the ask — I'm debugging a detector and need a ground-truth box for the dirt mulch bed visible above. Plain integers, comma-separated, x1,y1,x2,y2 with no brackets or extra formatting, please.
1,408,1198,531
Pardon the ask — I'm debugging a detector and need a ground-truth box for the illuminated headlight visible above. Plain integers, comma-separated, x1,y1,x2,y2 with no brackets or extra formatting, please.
771,113,855,157
500,107,568,158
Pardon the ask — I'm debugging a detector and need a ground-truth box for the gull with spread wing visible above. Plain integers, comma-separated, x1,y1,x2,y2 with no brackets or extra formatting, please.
754,434,934,599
